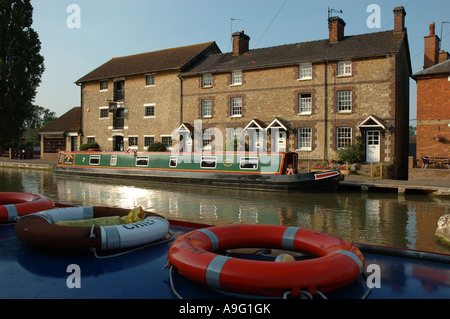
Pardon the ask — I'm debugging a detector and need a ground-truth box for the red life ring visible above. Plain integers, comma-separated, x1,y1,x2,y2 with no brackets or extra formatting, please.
0,192,54,223
168,224,364,297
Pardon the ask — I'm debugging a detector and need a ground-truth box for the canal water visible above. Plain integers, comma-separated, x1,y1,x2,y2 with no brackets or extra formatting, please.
1,167,449,254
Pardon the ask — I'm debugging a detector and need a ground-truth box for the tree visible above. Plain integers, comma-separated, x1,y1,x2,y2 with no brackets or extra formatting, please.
24,105,57,129
0,0,45,147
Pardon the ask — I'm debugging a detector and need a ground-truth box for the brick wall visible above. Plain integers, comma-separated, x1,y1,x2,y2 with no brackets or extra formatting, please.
416,75,450,158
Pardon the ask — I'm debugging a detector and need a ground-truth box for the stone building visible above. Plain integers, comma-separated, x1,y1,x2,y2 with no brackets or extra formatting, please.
180,7,411,179
76,42,220,152
412,22,449,162
75,6,411,179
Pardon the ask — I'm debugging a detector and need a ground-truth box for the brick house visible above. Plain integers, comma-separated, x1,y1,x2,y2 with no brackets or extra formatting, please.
76,42,220,152
412,22,449,163
39,106,81,160
180,7,411,179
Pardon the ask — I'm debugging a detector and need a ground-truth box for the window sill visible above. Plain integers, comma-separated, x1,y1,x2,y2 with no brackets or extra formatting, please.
144,116,155,119
230,115,242,118
297,77,312,81
297,112,312,116
202,115,212,119
337,74,352,78
230,83,242,87
296,148,312,152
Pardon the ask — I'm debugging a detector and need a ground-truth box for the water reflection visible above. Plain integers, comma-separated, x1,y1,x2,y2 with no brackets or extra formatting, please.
1,167,449,254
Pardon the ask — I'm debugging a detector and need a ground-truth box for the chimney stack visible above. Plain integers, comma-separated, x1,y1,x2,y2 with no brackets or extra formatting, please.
232,31,250,56
423,22,441,68
393,6,406,32
328,16,346,44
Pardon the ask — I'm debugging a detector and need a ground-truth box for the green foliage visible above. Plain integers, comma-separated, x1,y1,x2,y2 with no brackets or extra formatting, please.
24,105,57,129
337,135,363,164
224,137,248,151
0,0,45,146
147,142,167,152
80,142,101,151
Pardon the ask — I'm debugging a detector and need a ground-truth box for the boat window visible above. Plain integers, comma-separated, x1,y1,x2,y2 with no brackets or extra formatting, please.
136,156,149,167
170,156,178,168
240,157,258,170
110,155,117,166
200,156,217,169
89,155,101,165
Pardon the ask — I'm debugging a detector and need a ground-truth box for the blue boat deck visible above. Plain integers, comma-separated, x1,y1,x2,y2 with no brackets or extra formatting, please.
1,221,449,300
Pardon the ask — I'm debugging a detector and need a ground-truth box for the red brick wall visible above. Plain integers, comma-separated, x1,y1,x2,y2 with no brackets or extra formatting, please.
416,75,450,158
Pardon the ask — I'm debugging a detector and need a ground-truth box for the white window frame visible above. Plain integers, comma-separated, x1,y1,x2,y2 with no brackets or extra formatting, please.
337,61,352,76
298,93,312,115
202,74,212,88
298,127,312,151
230,98,242,117
135,156,149,167
145,74,155,87
231,70,242,86
201,100,212,118
200,156,217,169
99,81,108,91
89,155,101,166
337,91,352,113
110,155,117,166
161,135,172,151
337,127,352,149
144,135,155,148
144,103,155,118
128,136,138,149
169,156,178,168
99,107,109,119
298,63,312,80
239,157,258,170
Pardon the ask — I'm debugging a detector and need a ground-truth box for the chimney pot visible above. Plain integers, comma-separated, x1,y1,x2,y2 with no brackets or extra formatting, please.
429,22,435,35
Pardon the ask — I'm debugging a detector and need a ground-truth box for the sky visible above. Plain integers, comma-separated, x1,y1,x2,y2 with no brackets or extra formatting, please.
30,0,450,125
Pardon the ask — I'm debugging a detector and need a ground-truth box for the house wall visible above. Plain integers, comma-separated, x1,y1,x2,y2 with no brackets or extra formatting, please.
182,55,398,163
416,75,450,159
80,71,182,151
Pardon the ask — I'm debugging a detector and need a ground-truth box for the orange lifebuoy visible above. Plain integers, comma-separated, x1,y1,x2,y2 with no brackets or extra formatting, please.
168,224,364,297
0,192,54,223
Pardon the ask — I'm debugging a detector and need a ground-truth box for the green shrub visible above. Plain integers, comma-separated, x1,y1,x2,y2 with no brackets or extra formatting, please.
147,142,167,152
79,142,100,151
337,136,363,164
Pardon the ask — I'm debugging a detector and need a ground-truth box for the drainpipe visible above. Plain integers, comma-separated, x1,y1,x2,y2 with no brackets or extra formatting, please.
178,74,183,125
324,46,330,161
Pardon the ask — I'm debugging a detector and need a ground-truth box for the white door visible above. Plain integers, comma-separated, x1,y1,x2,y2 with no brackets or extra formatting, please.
273,131,287,152
366,130,380,163
249,129,265,152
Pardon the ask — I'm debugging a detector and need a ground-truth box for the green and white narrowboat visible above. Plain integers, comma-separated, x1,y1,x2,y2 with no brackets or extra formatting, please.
55,151,343,192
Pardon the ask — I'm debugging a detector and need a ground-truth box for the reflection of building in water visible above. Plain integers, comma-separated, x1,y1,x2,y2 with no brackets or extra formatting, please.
239,206,259,224
199,202,217,224
168,196,179,218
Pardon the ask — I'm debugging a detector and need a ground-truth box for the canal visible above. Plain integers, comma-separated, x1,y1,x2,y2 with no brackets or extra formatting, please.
1,167,449,254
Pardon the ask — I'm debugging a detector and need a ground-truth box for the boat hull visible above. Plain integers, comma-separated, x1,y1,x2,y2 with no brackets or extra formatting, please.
54,165,342,192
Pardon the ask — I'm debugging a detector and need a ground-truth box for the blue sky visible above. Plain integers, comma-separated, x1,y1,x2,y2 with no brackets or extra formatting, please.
31,0,450,124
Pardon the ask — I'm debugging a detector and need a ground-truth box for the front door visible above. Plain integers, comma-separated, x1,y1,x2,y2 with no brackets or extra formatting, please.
366,130,380,163
113,136,124,151
249,129,265,152
274,131,287,152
